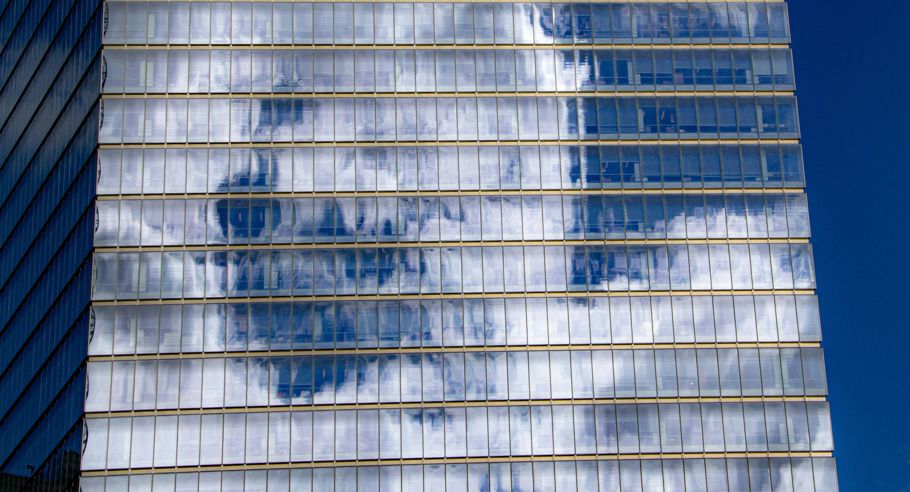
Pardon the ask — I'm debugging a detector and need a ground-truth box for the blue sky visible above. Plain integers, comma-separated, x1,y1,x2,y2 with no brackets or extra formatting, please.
788,1,910,490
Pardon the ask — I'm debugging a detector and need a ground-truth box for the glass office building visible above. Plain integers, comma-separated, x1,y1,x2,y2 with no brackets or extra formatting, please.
12,0,834,490
0,0,103,489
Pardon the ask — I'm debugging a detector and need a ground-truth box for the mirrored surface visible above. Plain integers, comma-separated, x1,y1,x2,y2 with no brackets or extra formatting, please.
103,2,791,46
86,0,832,484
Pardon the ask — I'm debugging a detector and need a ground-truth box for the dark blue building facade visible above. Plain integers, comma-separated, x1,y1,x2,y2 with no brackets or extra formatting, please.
0,0,101,489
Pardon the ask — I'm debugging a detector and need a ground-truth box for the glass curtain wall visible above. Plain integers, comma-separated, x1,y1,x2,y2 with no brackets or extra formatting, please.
0,0,102,490
82,2,836,491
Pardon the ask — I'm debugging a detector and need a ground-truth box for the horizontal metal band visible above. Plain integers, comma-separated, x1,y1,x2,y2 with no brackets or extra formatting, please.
89,289,817,307
104,43,791,51
102,90,791,100
101,0,786,5
96,187,807,200
93,238,810,254
87,340,822,362
97,139,802,150
85,395,829,420
81,451,831,478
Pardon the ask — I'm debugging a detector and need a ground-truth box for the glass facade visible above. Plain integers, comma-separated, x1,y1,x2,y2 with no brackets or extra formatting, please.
79,1,836,491
0,0,102,489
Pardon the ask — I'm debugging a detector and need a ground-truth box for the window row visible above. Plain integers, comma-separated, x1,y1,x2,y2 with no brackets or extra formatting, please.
91,243,816,300
98,96,800,144
80,458,839,492
85,348,827,412
103,2,790,46
96,144,806,195
89,294,822,356
94,194,810,248
101,48,794,95
81,401,832,470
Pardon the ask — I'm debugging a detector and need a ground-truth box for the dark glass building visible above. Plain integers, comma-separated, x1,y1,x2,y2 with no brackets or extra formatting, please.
2,1,839,490
0,0,103,489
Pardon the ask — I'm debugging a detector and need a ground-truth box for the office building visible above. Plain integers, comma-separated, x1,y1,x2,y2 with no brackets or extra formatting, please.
0,0,103,489
0,1,839,490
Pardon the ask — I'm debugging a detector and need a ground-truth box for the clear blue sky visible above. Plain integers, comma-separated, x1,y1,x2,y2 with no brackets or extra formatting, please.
788,1,910,490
